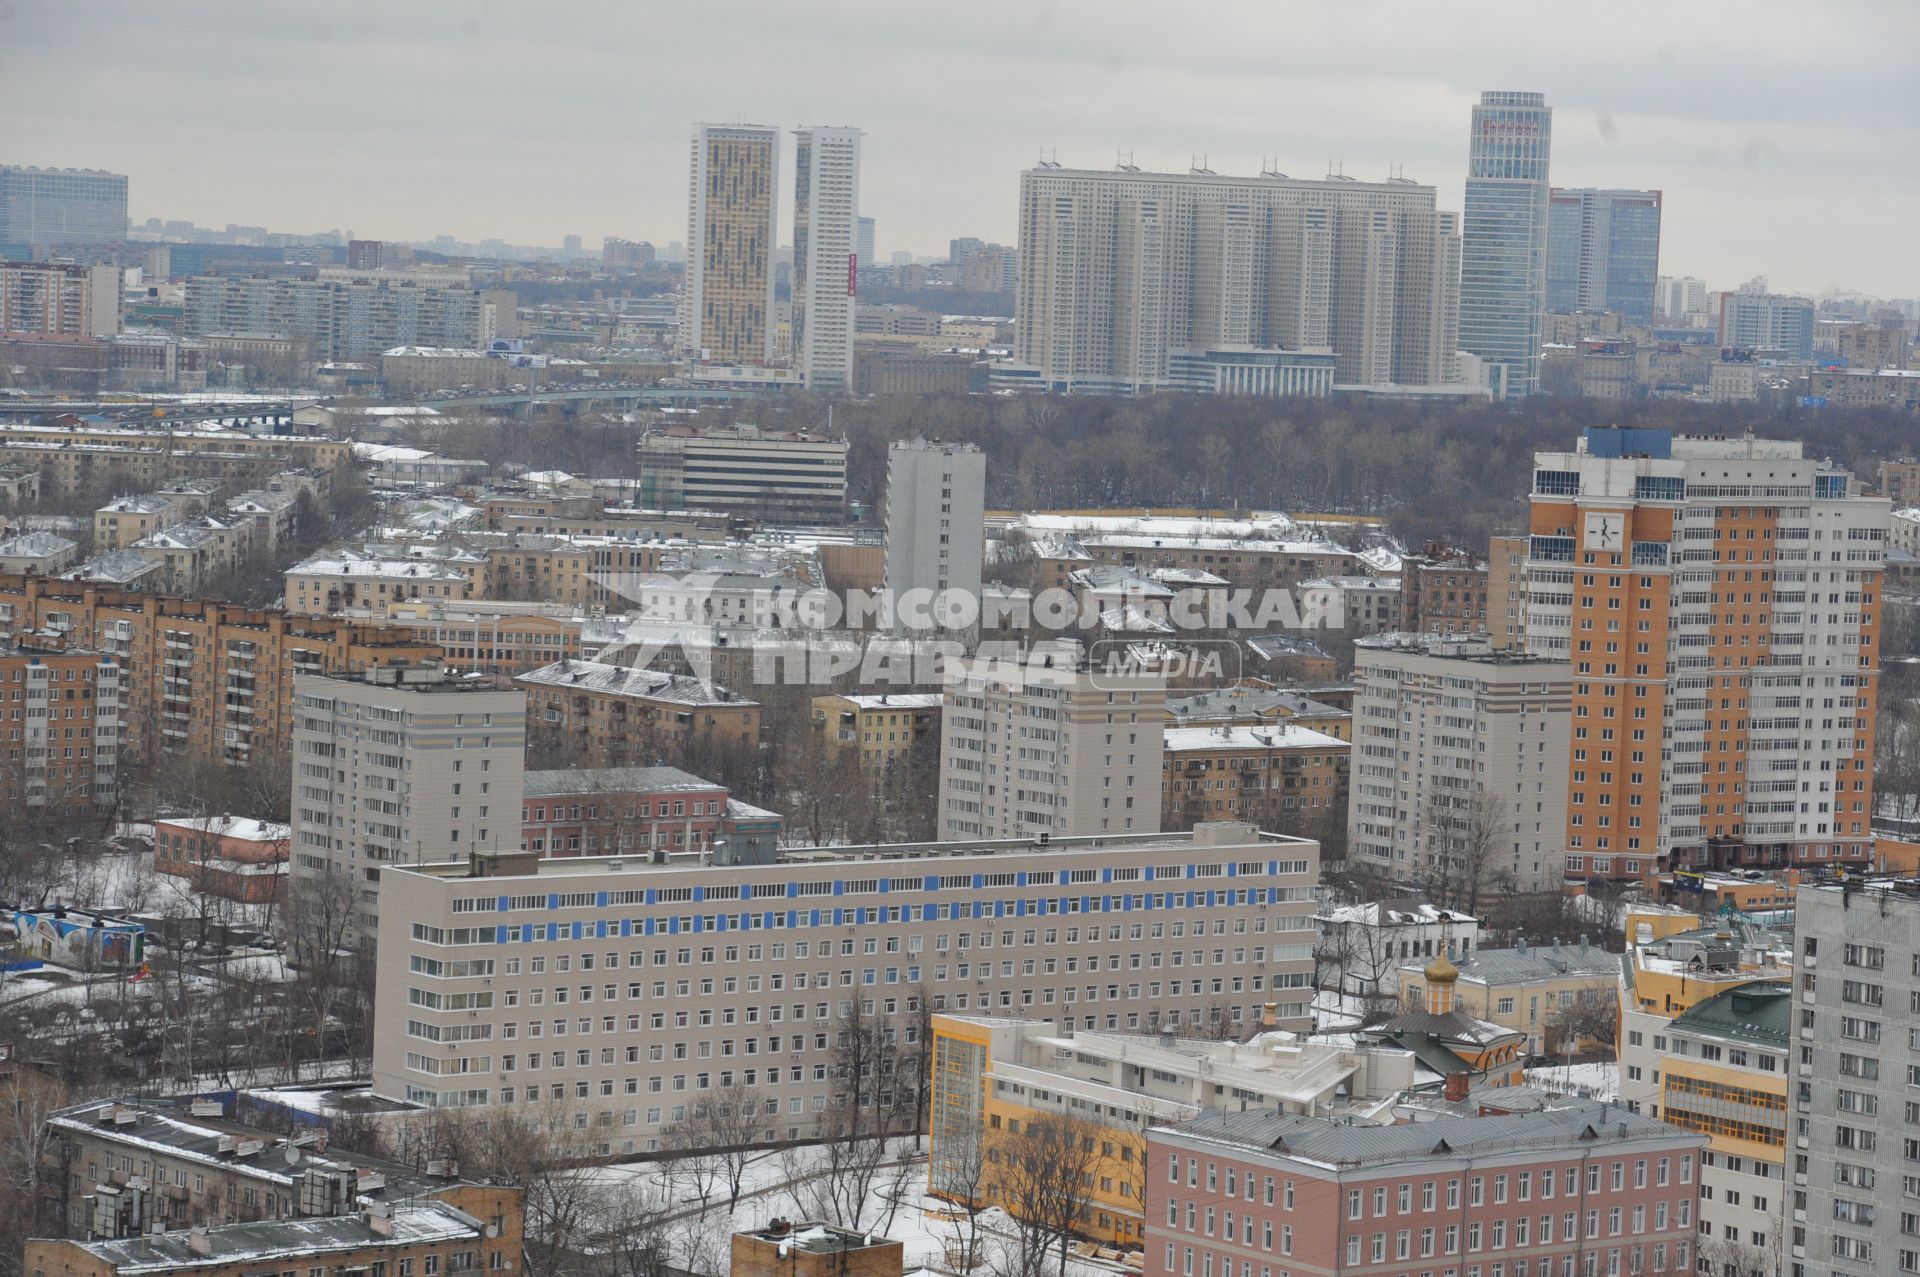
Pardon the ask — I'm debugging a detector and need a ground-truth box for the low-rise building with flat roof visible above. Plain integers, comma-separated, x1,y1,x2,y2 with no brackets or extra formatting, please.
929,1014,1413,1245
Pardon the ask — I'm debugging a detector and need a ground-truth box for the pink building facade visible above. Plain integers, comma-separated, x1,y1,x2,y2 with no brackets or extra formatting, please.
1147,1103,1703,1277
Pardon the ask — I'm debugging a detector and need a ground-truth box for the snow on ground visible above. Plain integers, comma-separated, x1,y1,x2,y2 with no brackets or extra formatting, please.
54,850,276,929
208,953,296,983
1525,1059,1619,1102
1312,988,1375,1032
577,1141,1136,1275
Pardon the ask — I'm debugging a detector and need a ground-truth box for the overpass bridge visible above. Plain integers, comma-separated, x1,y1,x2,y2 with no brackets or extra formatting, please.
420,385,755,416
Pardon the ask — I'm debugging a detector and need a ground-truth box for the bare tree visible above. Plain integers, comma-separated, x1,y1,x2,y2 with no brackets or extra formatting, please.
930,1110,993,1271
776,1121,891,1229
281,870,371,1079
1419,785,1508,919
683,1082,769,1210
1548,988,1620,1056
0,1060,75,1277
987,1112,1102,1277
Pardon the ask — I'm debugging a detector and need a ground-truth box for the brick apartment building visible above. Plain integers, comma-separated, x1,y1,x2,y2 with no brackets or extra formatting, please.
521,764,782,859
0,638,121,819
514,658,761,764
0,574,441,769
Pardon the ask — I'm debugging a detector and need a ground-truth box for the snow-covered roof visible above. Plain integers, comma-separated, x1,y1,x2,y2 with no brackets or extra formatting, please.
287,555,470,582
67,1199,481,1273
1097,604,1175,632
1357,545,1405,573
826,693,944,711
1071,564,1175,596
1163,724,1348,753
153,816,291,843
1302,575,1400,591
1318,900,1479,927
0,531,77,558
63,549,163,584
1018,511,1298,539
352,442,434,463
514,658,756,707
383,345,486,358
1085,532,1352,556
97,494,177,515
133,523,220,551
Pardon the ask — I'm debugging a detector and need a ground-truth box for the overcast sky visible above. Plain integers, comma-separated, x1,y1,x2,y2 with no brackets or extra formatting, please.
5,1,1916,297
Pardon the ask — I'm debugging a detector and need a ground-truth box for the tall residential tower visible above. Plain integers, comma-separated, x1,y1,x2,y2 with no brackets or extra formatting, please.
1524,427,1886,884
1013,165,1461,394
1460,91,1552,398
682,123,780,364
790,126,862,391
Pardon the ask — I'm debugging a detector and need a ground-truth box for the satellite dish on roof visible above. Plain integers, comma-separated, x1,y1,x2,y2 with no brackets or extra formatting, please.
284,1145,301,1166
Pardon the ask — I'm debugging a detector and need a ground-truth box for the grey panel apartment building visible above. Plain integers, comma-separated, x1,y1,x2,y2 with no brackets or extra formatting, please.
939,641,1168,841
184,275,516,362
1348,633,1571,901
291,668,526,942
371,821,1318,1153
1791,880,1920,1277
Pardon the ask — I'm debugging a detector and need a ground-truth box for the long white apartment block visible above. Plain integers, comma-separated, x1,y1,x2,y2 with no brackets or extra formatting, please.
370,820,1320,1152
1014,164,1461,394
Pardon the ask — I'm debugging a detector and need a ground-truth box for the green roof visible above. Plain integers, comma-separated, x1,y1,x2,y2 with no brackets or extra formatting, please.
1666,980,1792,1046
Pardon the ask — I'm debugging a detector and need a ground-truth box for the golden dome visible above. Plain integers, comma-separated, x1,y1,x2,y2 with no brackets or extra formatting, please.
1424,952,1460,984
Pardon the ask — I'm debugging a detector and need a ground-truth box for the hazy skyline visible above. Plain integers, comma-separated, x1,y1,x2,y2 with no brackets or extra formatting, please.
5,1,1916,296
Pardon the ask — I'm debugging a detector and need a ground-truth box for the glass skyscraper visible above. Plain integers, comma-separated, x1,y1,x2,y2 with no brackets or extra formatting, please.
1546,188,1663,326
1460,91,1552,398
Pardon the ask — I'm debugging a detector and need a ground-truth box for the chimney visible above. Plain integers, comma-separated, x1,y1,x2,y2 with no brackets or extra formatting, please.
187,1227,212,1257
367,1202,394,1238
1261,1002,1278,1029
1444,1072,1471,1104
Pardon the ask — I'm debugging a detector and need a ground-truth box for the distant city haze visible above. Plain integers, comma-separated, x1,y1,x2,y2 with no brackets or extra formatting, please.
3,0,1915,294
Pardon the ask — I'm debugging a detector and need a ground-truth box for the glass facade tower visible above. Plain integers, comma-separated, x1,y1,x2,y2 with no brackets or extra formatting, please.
1546,187,1663,326
1460,91,1552,398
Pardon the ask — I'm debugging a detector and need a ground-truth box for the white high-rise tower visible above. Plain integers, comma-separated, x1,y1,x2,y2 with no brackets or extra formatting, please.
791,126,863,392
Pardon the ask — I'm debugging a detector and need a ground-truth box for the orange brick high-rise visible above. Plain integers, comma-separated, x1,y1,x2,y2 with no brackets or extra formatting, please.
1526,428,1885,882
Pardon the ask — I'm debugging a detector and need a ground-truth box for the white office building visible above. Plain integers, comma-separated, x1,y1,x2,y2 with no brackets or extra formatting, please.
791,126,862,392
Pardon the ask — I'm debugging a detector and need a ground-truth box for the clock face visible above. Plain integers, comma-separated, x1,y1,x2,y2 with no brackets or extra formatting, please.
1584,511,1623,551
